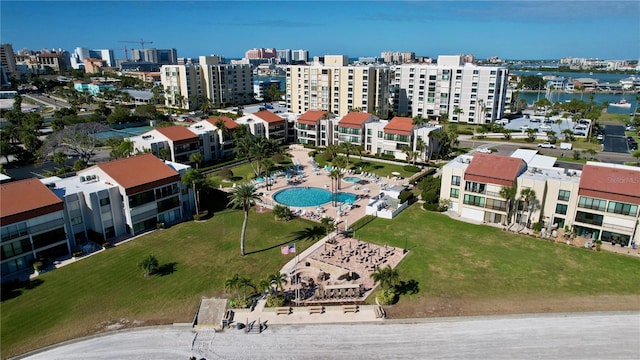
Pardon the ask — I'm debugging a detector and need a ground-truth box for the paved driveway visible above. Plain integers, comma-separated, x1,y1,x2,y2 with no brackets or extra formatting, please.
19,312,640,360
603,124,630,153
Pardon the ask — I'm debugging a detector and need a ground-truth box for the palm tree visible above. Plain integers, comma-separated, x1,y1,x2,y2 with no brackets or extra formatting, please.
182,169,203,215
499,185,518,225
339,141,356,164
519,188,537,227
137,255,159,277
412,115,426,126
371,265,399,290
268,272,287,296
261,158,274,190
328,168,341,206
189,152,204,169
225,273,240,300
525,128,537,142
320,216,335,235
502,128,513,140
158,147,171,161
258,278,272,295
238,276,255,301
633,149,640,166
452,107,464,122
546,130,557,143
228,183,261,256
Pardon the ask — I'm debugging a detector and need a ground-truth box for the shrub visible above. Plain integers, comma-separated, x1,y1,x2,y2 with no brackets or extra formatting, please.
273,205,292,221
193,210,209,221
323,150,334,162
376,289,397,305
532,222,543,233
398,190,414,204
218,168,234,180
72,251,83,258
423,202,440,211
271,153,284,163
421,189,439,204
156,222,165,229
265,294,285,307
32,261,44,272
403,165,420,173
458,129,474,135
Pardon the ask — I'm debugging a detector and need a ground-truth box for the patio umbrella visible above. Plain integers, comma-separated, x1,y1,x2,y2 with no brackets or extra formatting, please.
392,171,401,176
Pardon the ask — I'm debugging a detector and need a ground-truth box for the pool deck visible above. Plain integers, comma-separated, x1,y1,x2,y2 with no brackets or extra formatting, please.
255,145,408,232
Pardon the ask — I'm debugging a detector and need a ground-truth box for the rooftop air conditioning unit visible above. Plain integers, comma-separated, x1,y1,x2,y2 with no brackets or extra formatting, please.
80,176,86,182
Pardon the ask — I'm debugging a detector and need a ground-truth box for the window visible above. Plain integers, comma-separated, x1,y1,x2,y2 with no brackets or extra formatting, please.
575,211,603,226
451,176,461,186
99,197,110,206
578,196,606,211
555,204,568,215
558,190,571,201
450,188,459,198
607,201,638,217
485,198,506,211
463,194,485,207
71,216,83,225
464,181,486,194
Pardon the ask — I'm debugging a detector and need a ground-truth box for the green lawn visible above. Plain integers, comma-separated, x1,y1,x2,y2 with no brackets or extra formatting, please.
207,157,294,187
313,153,416,178
0,209,316,359
353,205,640,314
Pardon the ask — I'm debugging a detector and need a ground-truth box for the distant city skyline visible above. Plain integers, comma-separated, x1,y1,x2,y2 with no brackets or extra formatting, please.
2,1,639,61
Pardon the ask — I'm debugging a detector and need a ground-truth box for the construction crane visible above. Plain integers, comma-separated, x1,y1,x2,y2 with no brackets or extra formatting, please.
119,38,154,49
111,46,129,61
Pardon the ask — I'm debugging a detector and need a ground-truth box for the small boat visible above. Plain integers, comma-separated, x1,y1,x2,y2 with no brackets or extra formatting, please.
609,99,632,108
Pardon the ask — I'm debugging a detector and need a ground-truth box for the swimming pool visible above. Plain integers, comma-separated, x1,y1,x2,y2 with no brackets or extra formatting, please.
343,176,361,183
273,187,356,207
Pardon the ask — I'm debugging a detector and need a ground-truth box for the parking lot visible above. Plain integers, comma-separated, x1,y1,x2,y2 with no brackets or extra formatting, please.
502,115,587,138
603,124,634,153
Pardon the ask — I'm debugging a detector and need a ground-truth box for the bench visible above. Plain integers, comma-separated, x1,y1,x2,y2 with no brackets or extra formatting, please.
374,305,386,319
275,307,291,315
342,304,359,313
308,305,324,314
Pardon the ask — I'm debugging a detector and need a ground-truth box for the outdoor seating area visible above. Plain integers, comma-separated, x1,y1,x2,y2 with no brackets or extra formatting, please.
283,233,407,305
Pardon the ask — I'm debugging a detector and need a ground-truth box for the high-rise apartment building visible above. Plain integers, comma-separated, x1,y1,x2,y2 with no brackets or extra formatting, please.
71,48,115,69
161,55,253,110
131,48,178,65
245,48,277,59
286,55,390,118
381,51,415,64
276,49,292,63
291,49,309,63
0,44,17,85
392,55,509,123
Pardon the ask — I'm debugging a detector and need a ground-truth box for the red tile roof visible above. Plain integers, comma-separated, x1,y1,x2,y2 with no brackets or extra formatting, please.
155,125,199,145
96,153,180,195
206,116,238,129
0,178,64,225
338,112,373,129
253,110,285,124
297,110,327,125
384,117,414,136
579,165,640,205
465,153,526,186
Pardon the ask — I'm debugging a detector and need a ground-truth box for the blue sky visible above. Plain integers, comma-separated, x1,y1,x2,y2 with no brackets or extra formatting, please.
2,1,639,60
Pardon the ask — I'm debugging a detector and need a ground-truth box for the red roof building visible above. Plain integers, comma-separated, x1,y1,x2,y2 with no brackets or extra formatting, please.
465,153,526,186
97,153,180,195
338,112,373,129
383,117,414,136
579,164,640,205
0,178,64,225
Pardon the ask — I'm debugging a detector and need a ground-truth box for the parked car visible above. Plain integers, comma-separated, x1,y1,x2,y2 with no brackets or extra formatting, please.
519,124,530,130
625,125,636,131
530,118,541,123
539,124,552,131
627,136,635,143
264,104,274,109
543,118,554,124
575,132,586,136
538,142,556,149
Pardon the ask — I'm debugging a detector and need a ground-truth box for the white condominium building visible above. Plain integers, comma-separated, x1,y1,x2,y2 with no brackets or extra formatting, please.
440,150,640,247
295,111,442,162
160,55,253,110
286,55,390,118
393,55,509,124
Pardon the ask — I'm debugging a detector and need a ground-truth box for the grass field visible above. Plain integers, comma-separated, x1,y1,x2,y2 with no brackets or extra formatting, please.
2,204,639,358
353,205,640,317
0,209,316,359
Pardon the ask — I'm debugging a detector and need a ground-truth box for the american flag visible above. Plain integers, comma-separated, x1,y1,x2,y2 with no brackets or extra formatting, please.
281,244,296,255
